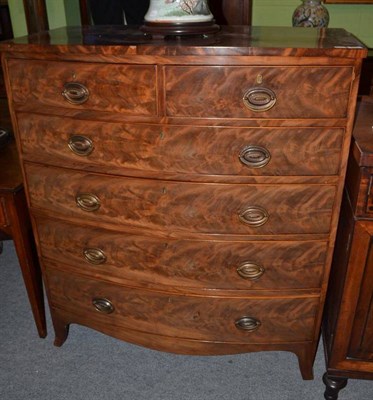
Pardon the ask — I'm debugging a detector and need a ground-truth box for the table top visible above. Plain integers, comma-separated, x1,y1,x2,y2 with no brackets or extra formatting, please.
0,25,367,59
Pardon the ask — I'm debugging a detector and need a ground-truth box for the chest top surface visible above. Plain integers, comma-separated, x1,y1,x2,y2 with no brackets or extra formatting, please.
0,25,367,59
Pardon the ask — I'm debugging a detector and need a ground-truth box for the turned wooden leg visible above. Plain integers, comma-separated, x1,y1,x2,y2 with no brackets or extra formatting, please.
51,313,70,347
323,373,348,400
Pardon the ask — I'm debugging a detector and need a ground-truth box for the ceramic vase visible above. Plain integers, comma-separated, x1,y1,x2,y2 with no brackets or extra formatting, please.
144,0,214,23
292,0,330,28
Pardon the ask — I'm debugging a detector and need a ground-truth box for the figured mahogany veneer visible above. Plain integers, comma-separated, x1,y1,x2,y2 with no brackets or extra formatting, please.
164,66,352,119
45,265,319,344
0,26,366,383
17,114,344,177
8,60,157,116
25,163,336,235
36,217,327,291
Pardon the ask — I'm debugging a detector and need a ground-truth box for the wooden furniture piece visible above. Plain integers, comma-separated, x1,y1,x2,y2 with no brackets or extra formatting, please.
0,26,366,381
359,50,373,96
0,137,46,338
1,21,46,335
209,0,252,25
22,0,48,34
322,96,373,399
0,0,13,41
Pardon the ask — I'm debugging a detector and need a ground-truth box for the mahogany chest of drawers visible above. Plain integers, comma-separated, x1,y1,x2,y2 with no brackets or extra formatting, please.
0,26,366,381
323,97,373,399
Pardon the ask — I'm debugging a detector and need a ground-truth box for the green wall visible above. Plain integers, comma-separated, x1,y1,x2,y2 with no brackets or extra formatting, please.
8,0,79,37
253,0,373,48
7,0,373,48
8,0,27,37
64,0,82,27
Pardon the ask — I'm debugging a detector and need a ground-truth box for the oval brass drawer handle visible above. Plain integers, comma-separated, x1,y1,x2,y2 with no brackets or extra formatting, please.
62,82,89,105
76,193,101,212
239,206,269,227
243,87,276,112
68,135,94,156
237,262,265,280
235,316,261,332
92,298,114,314
83,248,107,265
239,145,271,168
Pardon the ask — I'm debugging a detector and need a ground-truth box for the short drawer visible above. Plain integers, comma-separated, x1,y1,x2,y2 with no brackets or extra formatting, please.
165,66,352,118
7,59,157,116
36,217,327,290
46,266,319,343
18,113,343,177
26,164,335,235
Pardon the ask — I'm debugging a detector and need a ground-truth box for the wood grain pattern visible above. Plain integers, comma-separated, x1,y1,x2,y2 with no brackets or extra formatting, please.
45,266,319,343
7,59,157,116
209,0,252,26
347,222,373,360
0,140,46,338
345,101,373,219
165,66,352,119
349,168,373,217
0,26,365,381
323,96,373,390
49,306,317,374
0,26,366,59
25,164,336,235
36,217,327,291
17,113,344,177
0,199,6,226
324,216,373,375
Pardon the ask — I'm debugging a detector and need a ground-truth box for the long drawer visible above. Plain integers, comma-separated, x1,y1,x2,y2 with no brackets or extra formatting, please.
26,164,335,235
17,113,344,177
165,66,352,118
7,59,157,116
46,266,319,343
36,218,327,290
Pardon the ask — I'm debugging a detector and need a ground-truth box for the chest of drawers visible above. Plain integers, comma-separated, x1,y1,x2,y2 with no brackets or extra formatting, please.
0,25,366,381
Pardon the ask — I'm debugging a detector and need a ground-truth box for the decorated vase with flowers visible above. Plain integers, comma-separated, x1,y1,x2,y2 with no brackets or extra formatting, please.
292,0,329,28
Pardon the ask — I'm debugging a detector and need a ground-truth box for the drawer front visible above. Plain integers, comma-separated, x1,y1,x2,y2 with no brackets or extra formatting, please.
165,66,352,118
7,59,157,116
26,164,335,235
36,218,327,290
18,113,343,177
46,267,318,343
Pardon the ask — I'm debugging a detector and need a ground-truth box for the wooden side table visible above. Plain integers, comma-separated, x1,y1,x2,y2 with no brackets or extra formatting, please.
0,137,46,338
